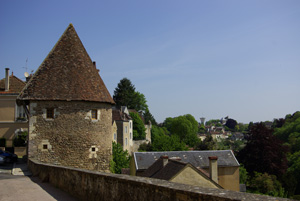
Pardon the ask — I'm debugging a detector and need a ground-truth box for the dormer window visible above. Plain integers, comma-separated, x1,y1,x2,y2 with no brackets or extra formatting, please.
46,108,54,119
91,109,97,120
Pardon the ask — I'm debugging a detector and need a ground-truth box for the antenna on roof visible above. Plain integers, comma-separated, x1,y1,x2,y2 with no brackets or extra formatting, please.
23,58,28,72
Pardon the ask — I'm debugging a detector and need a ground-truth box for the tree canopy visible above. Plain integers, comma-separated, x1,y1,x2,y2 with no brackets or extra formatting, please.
130,112,146,140
113,78,148,112
113,77,157,125
169,114,200,147
237,123,288,178
225,118,238,130
110,142,131,174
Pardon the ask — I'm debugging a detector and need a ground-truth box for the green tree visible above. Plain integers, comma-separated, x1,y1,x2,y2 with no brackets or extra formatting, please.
113,78,136,109
152,134,187,151
113,78,149,112
284,151,300,196
225,118,238,130
170,115,199,147
205,119,221,126
111,142,131,174
274,113,300,145
238,123,288,178
248,172,286,197
163,117,174,132
148,125,187,151
194,135,216,150
131,91,148,112
198,125,206,133
144,108,157,125
130,112,146,140
239,164,249,184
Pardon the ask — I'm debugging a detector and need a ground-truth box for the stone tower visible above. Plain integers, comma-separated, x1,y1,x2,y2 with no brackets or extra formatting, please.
17,24,115,172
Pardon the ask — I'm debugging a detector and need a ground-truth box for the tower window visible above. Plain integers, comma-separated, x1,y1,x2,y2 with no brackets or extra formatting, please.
46,108,54,119
91,110,97,120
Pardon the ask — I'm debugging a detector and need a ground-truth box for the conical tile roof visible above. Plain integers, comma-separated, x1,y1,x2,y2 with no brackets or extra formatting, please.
18,24,114,104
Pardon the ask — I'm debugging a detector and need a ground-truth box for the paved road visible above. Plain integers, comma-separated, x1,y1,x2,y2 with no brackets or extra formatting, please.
0,162,77,201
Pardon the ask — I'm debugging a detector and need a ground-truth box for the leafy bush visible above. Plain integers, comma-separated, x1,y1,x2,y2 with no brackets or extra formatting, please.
111,142,131,174
130,112,146,140
13,131,28,147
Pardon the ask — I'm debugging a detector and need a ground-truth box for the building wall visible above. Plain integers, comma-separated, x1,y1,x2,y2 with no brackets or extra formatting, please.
0,122,28,147
203,166,240,191
218,167,240,191
145,123,152,143
170,166,219,189
0,96,16,121
122,121,130,152
0,95,28,147
116,121,124,146
112,121,117,143
28,100,112,172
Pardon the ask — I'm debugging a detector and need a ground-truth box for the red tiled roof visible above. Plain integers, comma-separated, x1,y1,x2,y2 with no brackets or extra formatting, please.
0,75,25,94
18,24,114,104
112,109,131,122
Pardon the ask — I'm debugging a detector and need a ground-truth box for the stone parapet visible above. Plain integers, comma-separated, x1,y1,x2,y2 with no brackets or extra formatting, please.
28,159,292,201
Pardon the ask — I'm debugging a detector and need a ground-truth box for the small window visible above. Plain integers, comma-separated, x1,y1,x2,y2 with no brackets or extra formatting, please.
46,108,54,119
125,126,128,133
92,147,96,152
114,133,117,140
91,109,97,120
125,138,128,146
43,144,48,150
130,132,132,139
130,122,132,129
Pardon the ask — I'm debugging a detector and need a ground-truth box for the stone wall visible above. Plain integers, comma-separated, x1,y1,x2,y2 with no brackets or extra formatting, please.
28,100,112,172
28,159,290,201
132,139,150,153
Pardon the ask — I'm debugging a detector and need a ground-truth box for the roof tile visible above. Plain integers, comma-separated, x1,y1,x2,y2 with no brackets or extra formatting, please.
18,24,114,104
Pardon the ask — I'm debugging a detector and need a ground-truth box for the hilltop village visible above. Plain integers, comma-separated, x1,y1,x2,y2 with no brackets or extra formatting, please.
1,24,300,200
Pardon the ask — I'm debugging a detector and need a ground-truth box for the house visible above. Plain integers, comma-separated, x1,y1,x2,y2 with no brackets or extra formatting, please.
210,132,228,142
112,120,118,143
140,155,222,189
130,150,240,191
112,106,133,154
0,68,27,150
17,24,115,172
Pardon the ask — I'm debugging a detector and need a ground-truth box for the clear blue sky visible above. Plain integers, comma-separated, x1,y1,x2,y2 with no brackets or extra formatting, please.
1,0,299,124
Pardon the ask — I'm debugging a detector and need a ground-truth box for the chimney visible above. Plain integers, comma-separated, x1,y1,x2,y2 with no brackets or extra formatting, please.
93,61,100,72
161,155,168,167
208,156,218,183
5,68,9,91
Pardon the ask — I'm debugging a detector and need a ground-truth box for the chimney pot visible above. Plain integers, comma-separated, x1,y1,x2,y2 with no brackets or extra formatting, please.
161,155,168,166
5,68,10,91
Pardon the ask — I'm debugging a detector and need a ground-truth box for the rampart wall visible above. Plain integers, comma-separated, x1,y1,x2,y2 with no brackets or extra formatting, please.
28,159,289,201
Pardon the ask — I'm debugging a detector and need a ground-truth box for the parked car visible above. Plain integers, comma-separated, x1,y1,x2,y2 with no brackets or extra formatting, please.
0,149,18,163
0,155,5,165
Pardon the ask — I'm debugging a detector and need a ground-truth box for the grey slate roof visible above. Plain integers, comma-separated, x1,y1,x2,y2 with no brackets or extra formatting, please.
133,150,239,170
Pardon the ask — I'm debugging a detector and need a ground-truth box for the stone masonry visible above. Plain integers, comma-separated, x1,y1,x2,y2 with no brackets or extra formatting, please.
28,101,112,172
